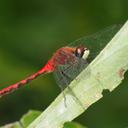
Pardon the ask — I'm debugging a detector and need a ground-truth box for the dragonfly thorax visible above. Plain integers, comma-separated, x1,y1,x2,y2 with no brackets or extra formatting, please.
51,46,89,68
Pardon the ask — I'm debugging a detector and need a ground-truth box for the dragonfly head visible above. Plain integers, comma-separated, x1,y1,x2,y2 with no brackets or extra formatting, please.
75,45,90,60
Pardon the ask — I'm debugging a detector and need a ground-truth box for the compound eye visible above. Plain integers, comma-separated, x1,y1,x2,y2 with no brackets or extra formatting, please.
75,47,84,58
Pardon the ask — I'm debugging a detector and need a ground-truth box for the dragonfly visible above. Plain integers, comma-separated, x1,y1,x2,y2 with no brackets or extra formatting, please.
0,25,121,100
0,45,89,97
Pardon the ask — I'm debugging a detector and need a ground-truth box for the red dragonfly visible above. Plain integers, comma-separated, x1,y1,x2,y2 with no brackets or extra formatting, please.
0,45,89,97
0,25,121,98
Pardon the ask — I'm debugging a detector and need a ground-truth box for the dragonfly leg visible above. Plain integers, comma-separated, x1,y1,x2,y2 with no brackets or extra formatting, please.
59,85,67,107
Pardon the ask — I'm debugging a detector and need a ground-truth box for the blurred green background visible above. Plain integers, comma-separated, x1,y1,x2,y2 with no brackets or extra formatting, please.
0,0,128,128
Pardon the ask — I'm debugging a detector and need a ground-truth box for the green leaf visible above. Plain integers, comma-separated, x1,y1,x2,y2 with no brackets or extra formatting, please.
0,110,86,128
27,21,128,128
20,110,41,127
0,110,41,128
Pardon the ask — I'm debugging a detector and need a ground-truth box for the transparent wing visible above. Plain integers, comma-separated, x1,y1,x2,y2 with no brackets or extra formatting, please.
54,57,88,108
54,57,88,89
54,25,121,107
69,25,122,62
54,25,121,88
